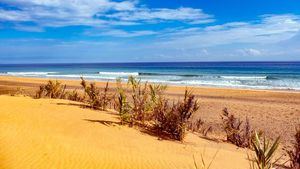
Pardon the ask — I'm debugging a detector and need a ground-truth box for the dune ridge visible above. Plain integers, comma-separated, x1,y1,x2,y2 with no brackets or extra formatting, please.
0,95,250,169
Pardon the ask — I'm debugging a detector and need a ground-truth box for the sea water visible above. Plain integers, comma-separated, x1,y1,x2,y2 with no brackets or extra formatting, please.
1,62,300,90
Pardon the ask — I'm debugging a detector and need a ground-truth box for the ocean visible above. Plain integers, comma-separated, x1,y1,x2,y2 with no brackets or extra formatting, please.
1,62,300,90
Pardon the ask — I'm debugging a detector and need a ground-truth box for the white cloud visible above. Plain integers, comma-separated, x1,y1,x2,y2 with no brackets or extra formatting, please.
0,9,31,21
238,48,262,56
13,25,44,32
0,0,213,29
156,14,300,48
0,1,299,61
201,49,209,55
85,29,158,37
104,7,214,23
0,0,137,28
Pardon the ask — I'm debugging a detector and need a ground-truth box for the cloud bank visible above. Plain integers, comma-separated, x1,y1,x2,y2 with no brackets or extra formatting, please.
0,0,213,28
0,0,299,62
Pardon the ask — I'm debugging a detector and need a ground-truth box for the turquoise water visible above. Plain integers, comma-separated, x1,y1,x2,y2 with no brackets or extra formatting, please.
1,62,300,90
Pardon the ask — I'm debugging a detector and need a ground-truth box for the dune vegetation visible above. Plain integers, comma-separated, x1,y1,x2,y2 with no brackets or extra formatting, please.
21,76,299,168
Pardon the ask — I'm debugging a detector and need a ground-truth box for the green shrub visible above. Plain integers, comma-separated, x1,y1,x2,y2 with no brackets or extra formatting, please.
35,80,66,99
114,77,168,127
114,77,167,126
128,76,153,125
66,89,84,102
153,89,200,141
115,78,132,125
80,77,112,110
221,108,252,148
149,83,167,105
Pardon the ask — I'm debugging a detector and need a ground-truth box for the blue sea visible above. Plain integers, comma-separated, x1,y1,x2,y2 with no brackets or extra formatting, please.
1,62,300,90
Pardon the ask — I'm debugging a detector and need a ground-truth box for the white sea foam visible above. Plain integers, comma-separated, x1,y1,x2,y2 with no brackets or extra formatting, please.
98,72,139,76
1,71,300,90
46,74,117,80
220,75,268,80
5,72,57,76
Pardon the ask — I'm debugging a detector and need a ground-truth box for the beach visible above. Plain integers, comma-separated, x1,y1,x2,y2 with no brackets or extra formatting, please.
1,75,299,147
1,0,300,168
1,75,299,168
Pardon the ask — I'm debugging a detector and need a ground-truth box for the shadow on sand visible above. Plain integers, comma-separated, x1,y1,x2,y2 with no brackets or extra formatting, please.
56,102,219,143
56,102,91,109
83,119,121,126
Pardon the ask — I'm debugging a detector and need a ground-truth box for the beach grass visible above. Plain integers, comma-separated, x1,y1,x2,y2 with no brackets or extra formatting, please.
249,132,280,169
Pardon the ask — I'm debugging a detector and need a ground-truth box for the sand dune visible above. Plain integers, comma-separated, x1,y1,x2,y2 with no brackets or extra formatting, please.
1,76,300,146
0,95,250,169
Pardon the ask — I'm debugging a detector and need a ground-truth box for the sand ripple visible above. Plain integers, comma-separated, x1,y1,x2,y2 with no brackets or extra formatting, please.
0,96,249,169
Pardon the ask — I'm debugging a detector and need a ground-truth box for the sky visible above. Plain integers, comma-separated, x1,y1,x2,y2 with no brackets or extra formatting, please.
0,0,300,63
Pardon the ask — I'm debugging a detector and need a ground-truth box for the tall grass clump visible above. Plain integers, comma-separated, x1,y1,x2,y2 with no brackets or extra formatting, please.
115,78,132,125
249,131,280,169
286,126,300,169
221,108,252,148
149,83,167,106
115,76,197,141
35,80,67,99
80,77,112,110
126,76,167,125
115,76,167,126
153,89,200,141
127,76,150,124
66,89,84,102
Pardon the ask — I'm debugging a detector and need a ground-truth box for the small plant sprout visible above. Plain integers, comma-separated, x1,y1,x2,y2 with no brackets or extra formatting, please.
250,131,280,169
193,149,219,169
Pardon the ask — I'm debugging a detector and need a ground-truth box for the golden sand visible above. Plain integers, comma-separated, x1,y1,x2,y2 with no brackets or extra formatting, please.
0,76,300,145
0,95,250,169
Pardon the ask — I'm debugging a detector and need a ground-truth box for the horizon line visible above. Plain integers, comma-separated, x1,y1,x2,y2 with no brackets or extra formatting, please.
1,61,300,65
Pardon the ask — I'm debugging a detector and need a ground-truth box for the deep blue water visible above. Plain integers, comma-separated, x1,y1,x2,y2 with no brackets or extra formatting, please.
1,62,300,90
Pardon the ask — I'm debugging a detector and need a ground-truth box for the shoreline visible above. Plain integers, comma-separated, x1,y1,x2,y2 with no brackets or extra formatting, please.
1,75,300,94
2,75,300,106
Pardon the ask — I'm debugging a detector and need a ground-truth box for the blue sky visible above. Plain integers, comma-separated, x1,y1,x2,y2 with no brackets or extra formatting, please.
0,0,300,63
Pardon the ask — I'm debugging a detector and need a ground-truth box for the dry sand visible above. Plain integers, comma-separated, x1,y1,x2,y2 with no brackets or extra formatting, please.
0,95,250,169
0,76,299,145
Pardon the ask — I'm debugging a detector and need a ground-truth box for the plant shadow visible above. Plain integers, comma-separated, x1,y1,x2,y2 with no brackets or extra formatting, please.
56,102,91,109
83,119,121,126
55,102,117,115
138,126,177,141
55,102,211,143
